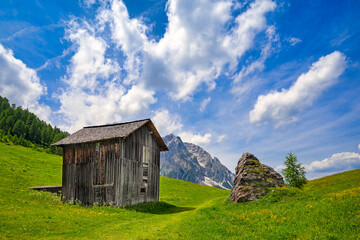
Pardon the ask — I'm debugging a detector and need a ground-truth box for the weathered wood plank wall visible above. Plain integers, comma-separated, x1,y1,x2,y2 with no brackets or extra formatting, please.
61,124,160,206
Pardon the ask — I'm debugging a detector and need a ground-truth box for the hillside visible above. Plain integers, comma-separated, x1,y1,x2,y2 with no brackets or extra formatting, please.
161,134,234,190
0,96,68,155
0,142,359,239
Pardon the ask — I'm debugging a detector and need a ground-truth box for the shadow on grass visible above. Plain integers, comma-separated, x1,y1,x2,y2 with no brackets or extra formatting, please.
125,201,195,215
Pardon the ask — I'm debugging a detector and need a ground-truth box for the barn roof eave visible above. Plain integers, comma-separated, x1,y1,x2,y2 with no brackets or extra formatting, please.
51,119,168,151
51,136,125,147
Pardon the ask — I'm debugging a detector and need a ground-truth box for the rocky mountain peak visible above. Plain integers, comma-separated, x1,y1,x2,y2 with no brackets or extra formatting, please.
161,134,234,190
184,142,213,168
163,134,182,147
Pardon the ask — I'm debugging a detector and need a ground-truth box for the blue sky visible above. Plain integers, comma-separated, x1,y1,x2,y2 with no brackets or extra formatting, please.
1,0,360,179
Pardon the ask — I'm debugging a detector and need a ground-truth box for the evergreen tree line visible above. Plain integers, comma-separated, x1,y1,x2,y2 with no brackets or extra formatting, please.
0,96,68,155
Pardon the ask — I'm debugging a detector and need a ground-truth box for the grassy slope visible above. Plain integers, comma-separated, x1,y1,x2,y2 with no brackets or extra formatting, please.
0,142,359,239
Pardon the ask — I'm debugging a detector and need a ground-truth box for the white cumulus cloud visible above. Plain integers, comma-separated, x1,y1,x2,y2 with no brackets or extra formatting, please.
152,108,183,136
179,131,212,146
56,0,278,131
306,152,360,173
97,0,276,100
63,20,120,89
118,84,156,117
57,21,156,132
233,25,279,84
152,108,213,147
249,51,347,127
97,0,148,84
0,43,50,121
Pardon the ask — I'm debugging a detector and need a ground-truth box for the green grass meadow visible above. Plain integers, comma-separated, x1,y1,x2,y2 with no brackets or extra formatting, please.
0,142,359,239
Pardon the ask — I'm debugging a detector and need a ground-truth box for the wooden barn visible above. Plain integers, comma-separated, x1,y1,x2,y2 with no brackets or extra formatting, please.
52,119,168,207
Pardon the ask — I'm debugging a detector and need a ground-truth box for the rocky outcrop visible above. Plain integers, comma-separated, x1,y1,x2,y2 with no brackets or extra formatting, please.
230,152,284,202
161,134,235,190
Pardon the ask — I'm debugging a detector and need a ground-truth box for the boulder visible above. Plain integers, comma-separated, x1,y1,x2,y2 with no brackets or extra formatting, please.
230,152,284,202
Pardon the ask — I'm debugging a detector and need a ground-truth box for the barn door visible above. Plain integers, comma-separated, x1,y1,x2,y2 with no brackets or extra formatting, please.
93,142,115,204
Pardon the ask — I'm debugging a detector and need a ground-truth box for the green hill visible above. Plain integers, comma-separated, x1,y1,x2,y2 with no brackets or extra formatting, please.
0,142,359,239
0,96,68,155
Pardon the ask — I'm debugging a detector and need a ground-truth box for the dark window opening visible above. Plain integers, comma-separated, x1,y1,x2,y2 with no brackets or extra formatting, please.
140,187,146,193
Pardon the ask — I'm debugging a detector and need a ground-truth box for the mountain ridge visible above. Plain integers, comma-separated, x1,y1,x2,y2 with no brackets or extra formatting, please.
160,134,234,190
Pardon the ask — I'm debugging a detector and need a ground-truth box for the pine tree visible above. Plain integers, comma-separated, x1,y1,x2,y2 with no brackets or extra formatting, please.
24,125,30,139
33,124,41,144
14,107,23,121
0,97,10,112
282,152,307,189
26,113,36,126
0,118,6,130
12,119,25,137
52,132,67,144
29,122,37,141
41,127,47,145
7,128,12,138
5,115,15,131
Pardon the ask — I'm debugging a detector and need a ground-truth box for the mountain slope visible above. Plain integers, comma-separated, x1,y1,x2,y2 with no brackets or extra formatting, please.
160,134,234,189
160,134,204,184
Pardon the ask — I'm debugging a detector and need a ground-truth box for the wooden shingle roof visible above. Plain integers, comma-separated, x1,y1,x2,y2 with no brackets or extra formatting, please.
52,119,168,151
